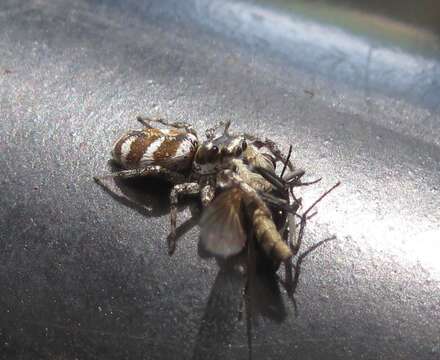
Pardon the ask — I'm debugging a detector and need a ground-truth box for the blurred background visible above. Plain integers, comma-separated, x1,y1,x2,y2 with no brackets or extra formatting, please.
271,0,440,36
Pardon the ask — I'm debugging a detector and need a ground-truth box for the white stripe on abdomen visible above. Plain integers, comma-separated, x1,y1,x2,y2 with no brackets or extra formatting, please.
139,137,165,166
120,135,137,167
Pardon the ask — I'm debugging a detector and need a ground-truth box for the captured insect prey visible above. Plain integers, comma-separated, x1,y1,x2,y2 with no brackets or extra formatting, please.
94,116,339,274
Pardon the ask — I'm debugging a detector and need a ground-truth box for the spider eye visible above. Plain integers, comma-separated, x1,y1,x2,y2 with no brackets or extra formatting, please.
212,145,219,154
235,146,242,156
241,140,247,151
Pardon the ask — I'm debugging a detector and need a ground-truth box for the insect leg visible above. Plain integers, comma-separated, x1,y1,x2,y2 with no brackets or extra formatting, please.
253,166,287,192
169,182,200,255
280,145,293,179
258,192,299,213
284,169,306,182
251,166,301,213
93,166,186,185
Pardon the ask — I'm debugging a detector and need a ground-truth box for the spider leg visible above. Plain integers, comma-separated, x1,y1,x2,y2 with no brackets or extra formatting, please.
136,116,197,135
136,116,155,128
200,184,216,207
205,120,231,139
166,208,201,255
253,166,287,192
169,182,200,255
93,165,186,185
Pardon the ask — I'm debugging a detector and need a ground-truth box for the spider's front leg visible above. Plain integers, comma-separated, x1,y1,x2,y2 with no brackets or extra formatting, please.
205,120,231,139
168,182,200,255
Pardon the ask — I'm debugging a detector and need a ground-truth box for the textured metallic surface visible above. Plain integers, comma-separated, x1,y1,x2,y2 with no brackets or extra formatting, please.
1,0,439,359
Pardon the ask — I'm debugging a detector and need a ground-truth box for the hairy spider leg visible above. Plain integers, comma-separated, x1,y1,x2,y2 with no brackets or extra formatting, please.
93,166,187,185
205,120,231,139
168,182,200,255
136,115,197,135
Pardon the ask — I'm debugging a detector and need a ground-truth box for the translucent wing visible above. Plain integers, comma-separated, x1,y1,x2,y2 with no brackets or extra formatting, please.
199,188,247,258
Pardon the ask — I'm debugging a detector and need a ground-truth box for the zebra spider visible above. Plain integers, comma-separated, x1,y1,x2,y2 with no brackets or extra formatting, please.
94,116,303,263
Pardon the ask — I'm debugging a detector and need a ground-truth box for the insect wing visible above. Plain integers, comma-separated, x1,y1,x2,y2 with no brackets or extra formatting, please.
199,188,247,258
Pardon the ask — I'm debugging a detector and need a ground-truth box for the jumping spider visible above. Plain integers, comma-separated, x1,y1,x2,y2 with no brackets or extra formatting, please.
94,116,302,263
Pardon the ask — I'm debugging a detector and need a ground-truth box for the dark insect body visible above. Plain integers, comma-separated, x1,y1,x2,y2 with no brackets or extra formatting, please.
94,116,296,262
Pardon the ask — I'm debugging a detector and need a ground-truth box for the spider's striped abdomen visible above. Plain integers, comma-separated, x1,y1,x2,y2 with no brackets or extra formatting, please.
111,128,198,171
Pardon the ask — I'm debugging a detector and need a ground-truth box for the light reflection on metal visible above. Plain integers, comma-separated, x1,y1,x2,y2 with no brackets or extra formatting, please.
191,0,440,279
302,184,440,278
197,0,440,110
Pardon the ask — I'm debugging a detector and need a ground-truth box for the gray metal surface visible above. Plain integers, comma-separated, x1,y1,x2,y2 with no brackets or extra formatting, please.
1,0,439,359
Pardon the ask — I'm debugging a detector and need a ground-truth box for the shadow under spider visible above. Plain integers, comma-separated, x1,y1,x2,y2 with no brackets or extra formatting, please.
192,233,335,360
94,163,288,359
95,160,338,360
94,160,201,244
191,253,287,360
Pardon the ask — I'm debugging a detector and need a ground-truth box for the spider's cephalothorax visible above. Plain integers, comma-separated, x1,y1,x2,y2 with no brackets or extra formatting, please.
192,133,247,175
94,116,294,262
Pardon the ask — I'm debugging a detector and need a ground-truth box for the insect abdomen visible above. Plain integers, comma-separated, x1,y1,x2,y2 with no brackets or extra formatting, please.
243,195,292,262
111,128,198,170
